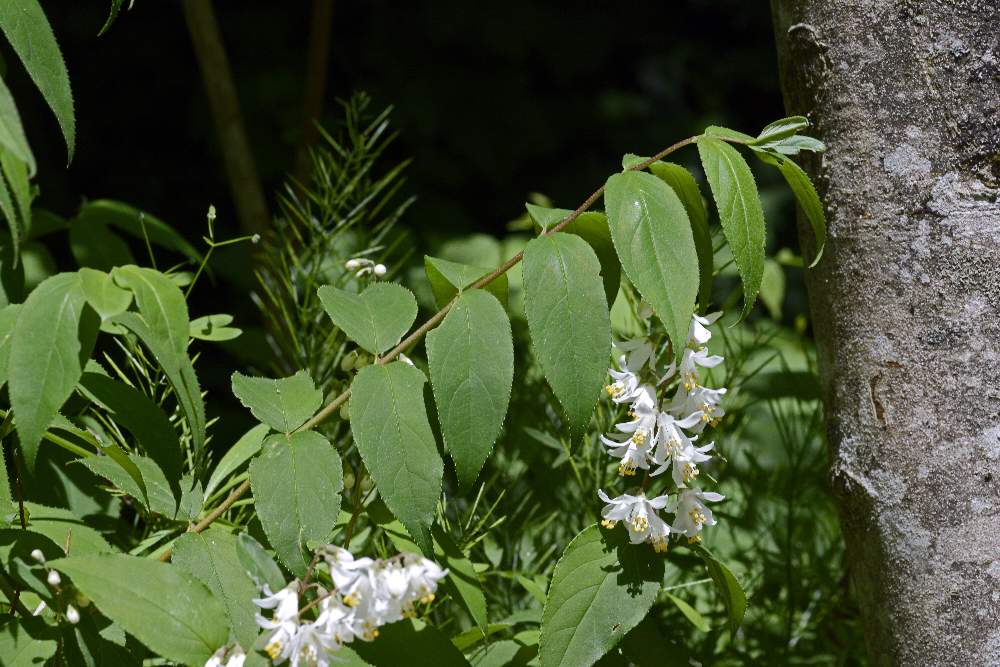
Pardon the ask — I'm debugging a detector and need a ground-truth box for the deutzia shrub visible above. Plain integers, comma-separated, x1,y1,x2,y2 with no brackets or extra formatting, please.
0,22,828,661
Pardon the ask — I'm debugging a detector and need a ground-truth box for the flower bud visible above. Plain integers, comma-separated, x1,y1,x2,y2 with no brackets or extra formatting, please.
66,605,80,625
30,549,45,564
373,263,387,277
345,259,361,270
47,570,61,587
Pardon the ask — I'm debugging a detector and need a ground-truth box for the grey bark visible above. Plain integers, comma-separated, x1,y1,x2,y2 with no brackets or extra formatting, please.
770,2,1000,665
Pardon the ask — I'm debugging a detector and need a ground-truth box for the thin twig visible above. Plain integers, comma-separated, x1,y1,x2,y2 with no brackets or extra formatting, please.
158,135,700,561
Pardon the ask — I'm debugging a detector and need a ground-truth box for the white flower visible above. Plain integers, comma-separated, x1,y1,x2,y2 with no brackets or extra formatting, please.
667,385,726,433
664,441,716,488
614,338,655,373
604,386,658,476
65,604,80,625
667,489,724,541
649,411,705,480
688,312,722,348
289,620,338,667
598,490,671,550
254,583,300,662
678,346,724,392
604,367,641,404
204,645,246,667
47,570,61,587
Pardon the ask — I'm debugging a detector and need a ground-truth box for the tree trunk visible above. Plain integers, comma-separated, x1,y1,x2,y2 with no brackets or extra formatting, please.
770,2,1000,665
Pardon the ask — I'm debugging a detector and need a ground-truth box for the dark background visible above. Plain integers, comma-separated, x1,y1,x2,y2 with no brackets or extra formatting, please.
20,1,784,245
8,1,795,439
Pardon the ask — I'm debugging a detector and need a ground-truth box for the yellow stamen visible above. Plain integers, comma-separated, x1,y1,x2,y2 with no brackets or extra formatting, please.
265,641,282,660
343,593,359,607
683,463,699,482
687,535,703,545
631,515,648,532
633,431,646,445
652,538,668,553
420,592,435,604
601,519,617,529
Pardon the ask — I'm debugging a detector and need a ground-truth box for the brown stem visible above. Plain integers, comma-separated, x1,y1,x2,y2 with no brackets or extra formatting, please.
293,0,335,184
158,135,700,561
182,0,270,235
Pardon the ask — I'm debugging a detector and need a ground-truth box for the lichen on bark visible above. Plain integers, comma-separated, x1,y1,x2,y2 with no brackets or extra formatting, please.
770,1,1000,664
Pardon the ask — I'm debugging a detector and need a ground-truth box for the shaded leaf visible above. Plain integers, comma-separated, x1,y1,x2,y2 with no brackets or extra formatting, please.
352,619,470,667
78,371,181,480
665,593,709,632
231,370,322,434
525,205,621,306
52,553,229,666
426,290,513,490
349,362,442,554
539,525,664,667
433,525,488,634
0,76,34,174
205,423,270,498
751,116,810,144
78,200,202,264
695,546,746,638
522,233,610,436
755,152,826,266
70,216,134,271
318,282,418,356
0,302,21,389
173,529,259,651
9,273,98,469
249,431,344,575
190,313,242,341
424,255,508,309
0,0,75,162
79,268,132,321
236,532,285,594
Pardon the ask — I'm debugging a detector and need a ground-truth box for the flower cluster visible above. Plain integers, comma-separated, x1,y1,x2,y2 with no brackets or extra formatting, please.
27,548,79,624
345,257,387,278
598,312,727,552
245,547,447,667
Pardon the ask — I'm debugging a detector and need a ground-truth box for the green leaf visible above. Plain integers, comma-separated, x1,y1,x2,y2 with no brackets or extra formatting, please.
235,532,285,593
0,302,21,389
522,232,610,436
70,216,134,271
0,0,75,162
173,528,260,651
604,170,698,357
111,265,206,452
78,371,182,480
0,148,32,243
426,290,513,490
249,431,344,575
319,282,418,356
190,313,242,341
99,0,125,35
525,205,621,306
539,525,664,667
696,137,766,319
0,76,35,174
79,268,133,321
702,125,754,143
759,259,785,319
205,423,270,498
0,618,57,666
424,255,508,309
433,525,488,634
646,162,713,310
0,232,24,306
755,134,825,156
349,362,442,554
751,116,809,145
665,593,710,632
231,370,322,434
80,453,176,517
0,167,21,257
77,200,203,264
9,273,98,469
756,153,826,266
52,553,229,666
352,619,471,667
696,547,746,638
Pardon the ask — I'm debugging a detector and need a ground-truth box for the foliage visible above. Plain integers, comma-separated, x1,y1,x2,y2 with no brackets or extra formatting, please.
0,6,865,667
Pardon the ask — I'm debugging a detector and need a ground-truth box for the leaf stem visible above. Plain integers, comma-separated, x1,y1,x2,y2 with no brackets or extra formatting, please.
157,134,700,560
